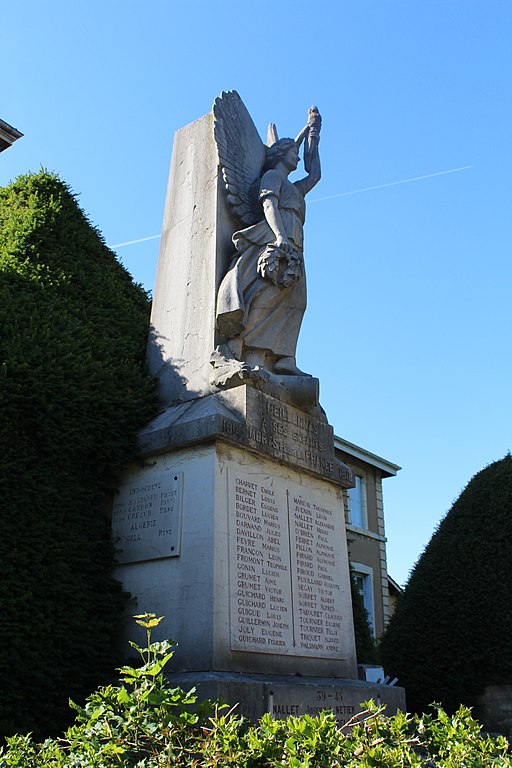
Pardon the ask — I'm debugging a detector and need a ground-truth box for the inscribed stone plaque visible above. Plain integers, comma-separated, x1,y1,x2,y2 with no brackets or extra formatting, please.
269,684,359,727
228,469,347,658
219,388,354,487
137,388,354,489
112,471,183,563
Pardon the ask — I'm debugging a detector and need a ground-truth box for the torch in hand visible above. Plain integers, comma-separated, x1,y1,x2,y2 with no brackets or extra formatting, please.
304,106,322,173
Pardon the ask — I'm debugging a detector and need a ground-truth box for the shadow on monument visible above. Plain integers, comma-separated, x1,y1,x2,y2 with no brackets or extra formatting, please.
146,323,202,408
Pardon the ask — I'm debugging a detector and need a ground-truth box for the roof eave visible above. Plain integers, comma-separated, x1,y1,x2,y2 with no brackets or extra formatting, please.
334,435,401,477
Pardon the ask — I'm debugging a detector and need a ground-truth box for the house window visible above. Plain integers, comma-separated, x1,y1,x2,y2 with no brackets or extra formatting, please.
348,474,367,529
352,562,375,636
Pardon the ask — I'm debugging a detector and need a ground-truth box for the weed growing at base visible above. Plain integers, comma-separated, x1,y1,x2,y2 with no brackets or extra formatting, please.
1,614,510,767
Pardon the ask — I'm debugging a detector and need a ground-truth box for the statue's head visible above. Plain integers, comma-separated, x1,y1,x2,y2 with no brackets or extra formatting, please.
264,138,297,170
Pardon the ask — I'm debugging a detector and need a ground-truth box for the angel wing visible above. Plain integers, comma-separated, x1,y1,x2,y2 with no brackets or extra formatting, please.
213,91,266,227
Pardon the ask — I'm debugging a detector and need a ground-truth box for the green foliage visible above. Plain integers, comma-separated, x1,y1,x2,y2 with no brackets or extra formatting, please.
0,614,219,767
350,567,378,664
381,455,512,713
1,616,509,767
0,171,157,738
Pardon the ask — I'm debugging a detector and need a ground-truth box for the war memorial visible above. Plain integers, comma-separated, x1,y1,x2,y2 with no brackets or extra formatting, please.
111,92,405,723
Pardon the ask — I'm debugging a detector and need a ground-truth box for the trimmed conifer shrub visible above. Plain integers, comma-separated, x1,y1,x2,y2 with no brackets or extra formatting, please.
380,455,512,713
0,171,156,738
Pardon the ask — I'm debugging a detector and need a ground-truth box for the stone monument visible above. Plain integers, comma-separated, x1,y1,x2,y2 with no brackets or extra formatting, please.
112,92,404,723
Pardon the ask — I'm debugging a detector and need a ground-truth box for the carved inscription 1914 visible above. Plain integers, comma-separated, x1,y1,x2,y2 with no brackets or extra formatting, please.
229,469,349,659
220,388,354,487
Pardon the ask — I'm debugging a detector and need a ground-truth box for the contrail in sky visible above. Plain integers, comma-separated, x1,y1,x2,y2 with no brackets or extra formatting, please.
309,165,473,203
110,165,473,248
110,233,161,249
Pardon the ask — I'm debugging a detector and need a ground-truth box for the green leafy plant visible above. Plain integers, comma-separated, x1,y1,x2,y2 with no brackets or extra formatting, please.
199,700,510,768
1,617,510,767
1,614,217,767
60,613,217,766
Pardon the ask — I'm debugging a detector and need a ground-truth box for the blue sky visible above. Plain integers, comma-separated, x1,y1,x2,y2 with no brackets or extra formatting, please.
2,1,511,586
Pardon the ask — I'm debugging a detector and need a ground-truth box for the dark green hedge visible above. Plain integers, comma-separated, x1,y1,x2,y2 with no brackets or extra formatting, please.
0,171,156,738
380,455,512,713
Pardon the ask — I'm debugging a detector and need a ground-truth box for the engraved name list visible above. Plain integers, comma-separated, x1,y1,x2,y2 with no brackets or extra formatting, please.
229,469,348,659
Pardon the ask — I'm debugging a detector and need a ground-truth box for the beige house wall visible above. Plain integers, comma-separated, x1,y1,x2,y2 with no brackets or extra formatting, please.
334,440,400,639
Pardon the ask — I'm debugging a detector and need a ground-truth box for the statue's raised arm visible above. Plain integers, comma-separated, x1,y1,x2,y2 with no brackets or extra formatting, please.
297,106,322,195
211,92,322,397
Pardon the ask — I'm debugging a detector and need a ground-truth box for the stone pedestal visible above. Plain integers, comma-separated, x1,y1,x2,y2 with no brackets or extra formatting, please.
112,389,405,716
170,672,406,727
113,397,356,679
475,685,512,739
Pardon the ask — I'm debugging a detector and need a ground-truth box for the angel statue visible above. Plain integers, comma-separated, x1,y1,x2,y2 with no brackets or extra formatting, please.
211,91,322,390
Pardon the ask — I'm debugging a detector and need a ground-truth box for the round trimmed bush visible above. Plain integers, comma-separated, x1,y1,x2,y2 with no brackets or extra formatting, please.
0,171,156,738
381,455,512,713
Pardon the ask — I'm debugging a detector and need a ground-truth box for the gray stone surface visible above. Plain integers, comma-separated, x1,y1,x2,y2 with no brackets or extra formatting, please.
114,447,218,670
475,684,512,738
170,671,406,726
146,111,233,406
139,386,353,489
112,470,183,563
228,466,353,661
114,442,357,679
